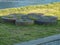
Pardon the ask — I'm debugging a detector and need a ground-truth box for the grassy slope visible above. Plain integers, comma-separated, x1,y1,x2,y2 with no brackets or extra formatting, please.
0,2,60,45
0,2,60,17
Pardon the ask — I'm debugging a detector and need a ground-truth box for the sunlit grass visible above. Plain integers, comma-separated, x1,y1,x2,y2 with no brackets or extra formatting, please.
0,22,60,45
0,2,60,17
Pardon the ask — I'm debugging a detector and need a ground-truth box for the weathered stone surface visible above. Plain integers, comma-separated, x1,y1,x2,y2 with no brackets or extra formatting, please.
34,16,58,25
15,19,34,26
21,15,30,19
27,13,44,20
16,14,26,19
1,13,58,25
1,16,16,24
9,13,26,19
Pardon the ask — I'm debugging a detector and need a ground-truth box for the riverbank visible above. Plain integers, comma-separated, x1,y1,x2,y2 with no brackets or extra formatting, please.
0,2,60,18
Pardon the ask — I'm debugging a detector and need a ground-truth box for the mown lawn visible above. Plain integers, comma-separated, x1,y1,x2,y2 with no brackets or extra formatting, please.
0,21,60,45
0,2,60,45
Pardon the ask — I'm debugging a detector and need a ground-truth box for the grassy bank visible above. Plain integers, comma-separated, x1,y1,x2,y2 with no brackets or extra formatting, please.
0,2,60,17
0,22,60,45
0,2,60,45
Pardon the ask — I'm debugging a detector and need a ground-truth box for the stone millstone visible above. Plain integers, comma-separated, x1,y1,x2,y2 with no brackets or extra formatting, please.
1,16,16,24
21,15,30,19
34,16,58,25
15,19,34,26
28,13,44,20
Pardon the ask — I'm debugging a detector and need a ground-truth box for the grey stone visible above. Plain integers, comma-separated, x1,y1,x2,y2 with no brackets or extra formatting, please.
1,16,16,24
34,16,58,25
9,13,26,19
15,19,34,26
28,13,44,20
21,15,30,19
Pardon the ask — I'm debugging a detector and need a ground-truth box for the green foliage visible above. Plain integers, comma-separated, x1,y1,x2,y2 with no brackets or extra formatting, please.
0,21,60,45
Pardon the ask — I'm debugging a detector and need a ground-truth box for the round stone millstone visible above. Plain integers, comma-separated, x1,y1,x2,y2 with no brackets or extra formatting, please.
27,13,44,20
1,16,16,24
15,19,34,26
34,16,58,25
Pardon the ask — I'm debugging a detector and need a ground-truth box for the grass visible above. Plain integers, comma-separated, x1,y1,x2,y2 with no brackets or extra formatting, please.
0,2,60,16
0,2,60,45
0,22,60,45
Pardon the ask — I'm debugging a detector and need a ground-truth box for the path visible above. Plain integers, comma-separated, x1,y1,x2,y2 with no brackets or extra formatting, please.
14,34,60,45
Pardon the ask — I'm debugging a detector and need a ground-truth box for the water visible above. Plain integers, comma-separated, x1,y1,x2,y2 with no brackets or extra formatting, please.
0,0,60,9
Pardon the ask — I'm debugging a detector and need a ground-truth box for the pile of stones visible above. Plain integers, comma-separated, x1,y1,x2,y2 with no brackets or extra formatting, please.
1,13,58,26
1,15,16,24
15,19,34,26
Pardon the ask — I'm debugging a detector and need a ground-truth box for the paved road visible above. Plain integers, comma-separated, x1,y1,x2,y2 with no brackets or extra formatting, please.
39,40,60,45
14,34,60,45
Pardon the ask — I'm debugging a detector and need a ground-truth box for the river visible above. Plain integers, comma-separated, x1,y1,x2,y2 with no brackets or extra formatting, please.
0,0,60,9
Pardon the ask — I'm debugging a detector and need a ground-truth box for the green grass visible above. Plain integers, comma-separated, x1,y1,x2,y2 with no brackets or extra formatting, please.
0,2,60,45
0,22,60,45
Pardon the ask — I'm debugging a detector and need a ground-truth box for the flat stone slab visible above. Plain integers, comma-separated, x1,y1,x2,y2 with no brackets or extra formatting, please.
1,16,16,24
15,19,34,26
34,16,57,25
14,34,60,45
